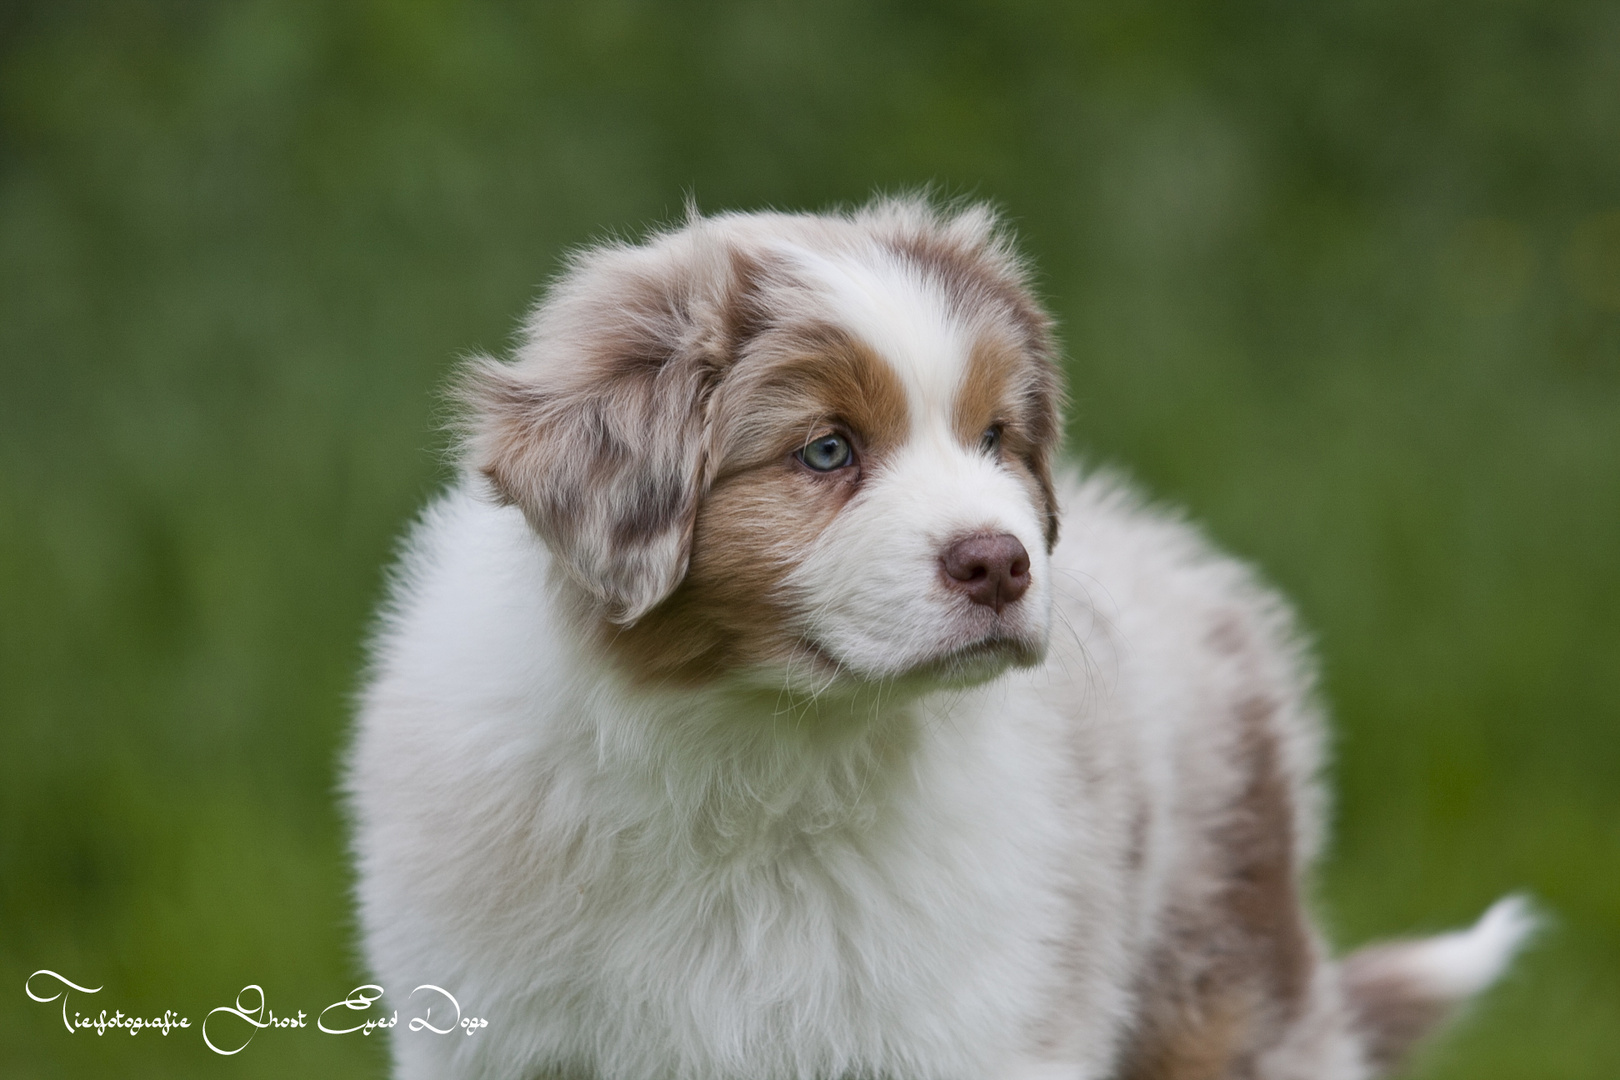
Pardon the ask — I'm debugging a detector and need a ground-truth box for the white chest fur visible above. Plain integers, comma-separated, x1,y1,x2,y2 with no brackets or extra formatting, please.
350,491,1130,1080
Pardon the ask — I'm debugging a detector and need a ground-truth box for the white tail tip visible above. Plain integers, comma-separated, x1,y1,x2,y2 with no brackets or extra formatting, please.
1396,894,1540,999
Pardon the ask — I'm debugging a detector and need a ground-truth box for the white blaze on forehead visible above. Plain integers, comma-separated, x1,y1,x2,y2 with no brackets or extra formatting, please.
780,243,969,433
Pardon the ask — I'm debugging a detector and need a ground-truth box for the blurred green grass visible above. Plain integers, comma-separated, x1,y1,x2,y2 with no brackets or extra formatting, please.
1,2,1616,1076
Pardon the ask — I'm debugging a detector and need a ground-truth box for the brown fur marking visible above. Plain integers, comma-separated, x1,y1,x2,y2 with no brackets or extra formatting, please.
1125,988,1257,1080
952,337,1062,548
712,322,912,473
1206,612,1247,657
1222,695,1314,1014
1342,945,1457,1072
602,325,910,685
881,224,1052,359
1118,695,1314,1079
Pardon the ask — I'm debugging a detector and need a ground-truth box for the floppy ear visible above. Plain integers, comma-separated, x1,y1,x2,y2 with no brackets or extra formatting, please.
464,233,758,624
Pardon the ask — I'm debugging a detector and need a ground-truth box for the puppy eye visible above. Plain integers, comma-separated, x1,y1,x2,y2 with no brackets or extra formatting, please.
797,433,854,472
980,425,1003,455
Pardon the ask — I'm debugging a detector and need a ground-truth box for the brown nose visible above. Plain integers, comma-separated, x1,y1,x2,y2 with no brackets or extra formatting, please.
940,533,1031,613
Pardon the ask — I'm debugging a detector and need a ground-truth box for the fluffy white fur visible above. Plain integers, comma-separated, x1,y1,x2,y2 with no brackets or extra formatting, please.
348,199,1529,1080
1366,897,1537,1001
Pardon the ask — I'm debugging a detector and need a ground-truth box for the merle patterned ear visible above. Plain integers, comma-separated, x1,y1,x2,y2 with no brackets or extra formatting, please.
466,238,761,624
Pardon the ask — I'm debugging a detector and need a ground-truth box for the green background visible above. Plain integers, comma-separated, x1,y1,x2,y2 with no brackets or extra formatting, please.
2,2,1616,1076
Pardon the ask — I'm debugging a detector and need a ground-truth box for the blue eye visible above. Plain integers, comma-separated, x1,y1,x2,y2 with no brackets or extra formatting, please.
798,433,854,472
980,425,1003,454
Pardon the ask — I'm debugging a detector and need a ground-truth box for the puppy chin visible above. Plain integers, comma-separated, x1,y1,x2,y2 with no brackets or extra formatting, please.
797,616,1052,692
913,631,1049,686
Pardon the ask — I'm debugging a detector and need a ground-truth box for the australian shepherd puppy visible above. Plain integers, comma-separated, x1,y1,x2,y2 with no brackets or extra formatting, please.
348,198,1530,1080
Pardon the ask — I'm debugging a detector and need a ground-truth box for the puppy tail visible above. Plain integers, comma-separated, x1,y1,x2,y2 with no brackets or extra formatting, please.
1341,895,1538,1074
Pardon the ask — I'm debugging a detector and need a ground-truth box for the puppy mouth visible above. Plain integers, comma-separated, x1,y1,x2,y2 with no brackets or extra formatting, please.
912,632,1045,681
793,628,1045,687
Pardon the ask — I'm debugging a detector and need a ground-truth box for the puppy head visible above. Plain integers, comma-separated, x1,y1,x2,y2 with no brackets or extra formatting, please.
468,198,1063,688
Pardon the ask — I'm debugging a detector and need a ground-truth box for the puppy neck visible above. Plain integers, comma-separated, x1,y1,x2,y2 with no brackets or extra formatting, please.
541,584,989,848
